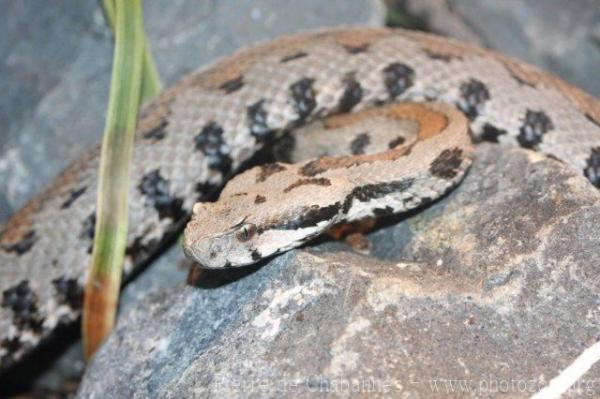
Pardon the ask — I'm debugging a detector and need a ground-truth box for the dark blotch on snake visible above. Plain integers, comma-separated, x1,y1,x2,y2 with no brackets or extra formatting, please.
255,195,266,204
342,178,415,213
126,236,159,266
350,133,370,155
429,147,464,179
219,75,244,94
373,206,395,217
60,186,87,209
583,147,600,188
143,120,168,140
3,230,37,256
1,337,21,360
585,113,600,128
299,160,330,177
278,202,342,230
2,280,43,331
388,136,405,149
338,73,363,113
480,123,507,143
272,132,296,163
509,70,536,88
284,178,332,193
251,249,262,261
299,157,363,178
52,277,83,311
81,213,96,254
423,48,462,62
343,43,369,54
194,121,233,175
247,100,276,142
290,78,317,121
382,63,415,99
257,163,286,183
457,79,490,119
196,181,219,200
139,170,185,220
280,51,308,63
517,110,554,149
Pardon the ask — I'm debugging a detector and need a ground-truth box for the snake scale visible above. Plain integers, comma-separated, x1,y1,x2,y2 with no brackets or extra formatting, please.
1,27,600,371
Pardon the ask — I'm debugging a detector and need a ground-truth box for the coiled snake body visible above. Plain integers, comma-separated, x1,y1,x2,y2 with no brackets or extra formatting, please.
1,27,600,370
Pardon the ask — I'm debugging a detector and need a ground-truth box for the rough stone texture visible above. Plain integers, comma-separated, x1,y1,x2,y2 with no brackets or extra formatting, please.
8,244,190,395
78,145,600,398
0,0,383,394
394,0,600,97
0,0,383,222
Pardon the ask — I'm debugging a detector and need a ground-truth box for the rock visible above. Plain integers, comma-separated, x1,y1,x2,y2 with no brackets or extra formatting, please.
78,144,600,398
393,0,600,98
0,0,383,394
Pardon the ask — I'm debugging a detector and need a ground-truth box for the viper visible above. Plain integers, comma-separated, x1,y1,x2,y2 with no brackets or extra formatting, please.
1,27,599,371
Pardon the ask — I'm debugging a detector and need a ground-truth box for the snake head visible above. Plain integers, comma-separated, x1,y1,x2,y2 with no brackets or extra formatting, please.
183,202,260,268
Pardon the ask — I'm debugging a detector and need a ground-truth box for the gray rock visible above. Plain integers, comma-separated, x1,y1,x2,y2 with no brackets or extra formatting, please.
395,0,600,97
78,144,600,398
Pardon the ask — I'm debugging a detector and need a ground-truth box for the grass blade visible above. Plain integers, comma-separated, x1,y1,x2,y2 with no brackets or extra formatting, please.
102,0,162,102
82,0,145,360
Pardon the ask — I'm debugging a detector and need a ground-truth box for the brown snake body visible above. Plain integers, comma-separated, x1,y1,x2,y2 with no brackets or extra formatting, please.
1,27,600,371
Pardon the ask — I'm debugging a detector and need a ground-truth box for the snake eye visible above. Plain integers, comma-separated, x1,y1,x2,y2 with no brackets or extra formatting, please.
235,224,256,242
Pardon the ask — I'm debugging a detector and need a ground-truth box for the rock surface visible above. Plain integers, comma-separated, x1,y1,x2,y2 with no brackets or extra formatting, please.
393,0,600,98
78,145,600,398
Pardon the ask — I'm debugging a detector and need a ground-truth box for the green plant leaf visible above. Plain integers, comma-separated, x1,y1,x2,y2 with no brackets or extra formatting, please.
102,0,162,102
82,0,148,359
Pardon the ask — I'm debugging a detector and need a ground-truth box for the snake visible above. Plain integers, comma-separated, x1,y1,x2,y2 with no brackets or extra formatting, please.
1,27,600,372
